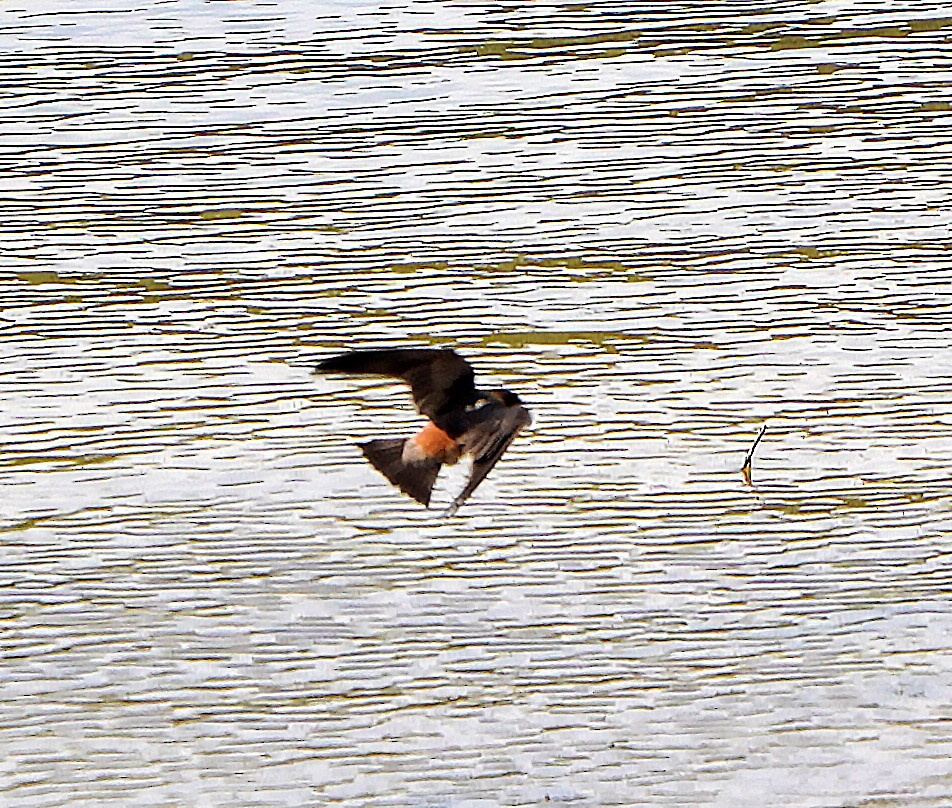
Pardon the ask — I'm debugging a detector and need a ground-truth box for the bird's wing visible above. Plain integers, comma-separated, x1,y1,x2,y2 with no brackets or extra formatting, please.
445,404,531,516
316,348,476,420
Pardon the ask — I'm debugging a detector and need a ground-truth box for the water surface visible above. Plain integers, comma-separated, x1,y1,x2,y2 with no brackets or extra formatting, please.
3,1,952,806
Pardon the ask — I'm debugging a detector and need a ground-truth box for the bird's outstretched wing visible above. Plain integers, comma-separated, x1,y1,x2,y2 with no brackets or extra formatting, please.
316,348,477,421
445,402,532,516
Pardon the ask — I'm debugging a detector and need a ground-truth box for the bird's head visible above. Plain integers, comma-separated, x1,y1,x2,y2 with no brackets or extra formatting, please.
487,388,523,407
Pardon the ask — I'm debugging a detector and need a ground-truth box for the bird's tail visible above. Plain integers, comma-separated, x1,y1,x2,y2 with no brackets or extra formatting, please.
359,439,442,506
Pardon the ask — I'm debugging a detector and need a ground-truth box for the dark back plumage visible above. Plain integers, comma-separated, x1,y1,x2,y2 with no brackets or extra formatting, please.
316,348,477,426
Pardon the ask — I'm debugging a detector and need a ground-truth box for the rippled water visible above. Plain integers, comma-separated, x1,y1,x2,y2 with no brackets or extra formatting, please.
4,1,952,806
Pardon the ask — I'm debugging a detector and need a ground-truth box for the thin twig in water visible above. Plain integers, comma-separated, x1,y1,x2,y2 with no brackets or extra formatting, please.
741,423,767,485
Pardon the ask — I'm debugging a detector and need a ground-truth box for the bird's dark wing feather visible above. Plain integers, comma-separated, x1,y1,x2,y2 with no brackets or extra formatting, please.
445,434,517,517
316,348,477,420
445,403,531,516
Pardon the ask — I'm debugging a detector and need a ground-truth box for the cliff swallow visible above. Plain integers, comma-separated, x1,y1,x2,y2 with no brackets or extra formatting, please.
316,348,531,515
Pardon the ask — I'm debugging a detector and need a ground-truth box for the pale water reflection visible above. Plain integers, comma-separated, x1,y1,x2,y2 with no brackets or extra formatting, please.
3,1,952,806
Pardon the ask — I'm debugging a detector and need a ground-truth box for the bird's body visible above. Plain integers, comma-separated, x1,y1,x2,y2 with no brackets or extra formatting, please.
403,420,461,465
315,348,530,514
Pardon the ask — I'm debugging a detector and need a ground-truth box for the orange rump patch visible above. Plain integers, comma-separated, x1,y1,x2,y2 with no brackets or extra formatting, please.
413,421,459,459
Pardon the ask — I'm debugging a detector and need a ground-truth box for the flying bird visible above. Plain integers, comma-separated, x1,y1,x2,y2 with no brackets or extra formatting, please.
316,348,531,515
